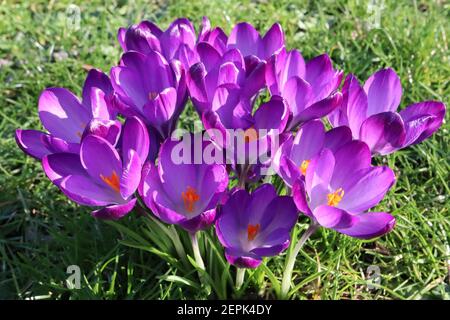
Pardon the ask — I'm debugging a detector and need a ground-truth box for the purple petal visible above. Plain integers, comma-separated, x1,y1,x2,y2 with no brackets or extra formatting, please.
216,189,251,248
261,23,284,59
282,76,313,123
241,60,266,98
304,54,342,102
143,87,177,132
120,149,142,199
313,205,356,229
329,74,368,136
38,88,91,143
359,112,406,155
291,92,342,129
246,184,278,223
338,166,395,213
59,174,120,206
82,119,121,146
224,251,262,268
16,129,50,159
290,120,325,165
196,42,221,72
140,164,186,225
121,116,150,163
364,68,402,115
305,149,335,210
42,152,86,185
179,208,217,233
259,195,298,237
323,126,353,153
292,178,313,216
337,212,396,239
227,22,261,57
187,62,209,113
91,198,137,220
160,18,196,61
82,69,113,118
254,96,288,133
80,135,122,187
330,140,371,189
399,101,446,146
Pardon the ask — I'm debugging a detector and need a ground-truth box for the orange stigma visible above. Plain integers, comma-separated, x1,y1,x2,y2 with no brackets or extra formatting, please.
243,126,258,143
300,160,310,175
148,92,158,100
182,186,200,213
327,188,344,207
100,171,120,193
247,224,260,241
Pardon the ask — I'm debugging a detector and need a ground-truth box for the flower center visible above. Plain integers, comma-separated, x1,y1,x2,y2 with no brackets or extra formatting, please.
247,223,260,241
327,188,344,207
243,126,258,143
182,186,200,213
100,170,120,193
148,91,158,100
299,160,310,176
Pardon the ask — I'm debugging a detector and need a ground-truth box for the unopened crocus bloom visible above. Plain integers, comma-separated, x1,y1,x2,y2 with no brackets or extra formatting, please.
42,116,149,220
226,22,285,62
328,68,446,155
187,43,266,115
139,136,228,233
118,18,197,69
16,69,115,159
266,49,343,130
110,50,187,139
118,17,228,70
292,141,396,239
273,120,352,188
216,184,298,268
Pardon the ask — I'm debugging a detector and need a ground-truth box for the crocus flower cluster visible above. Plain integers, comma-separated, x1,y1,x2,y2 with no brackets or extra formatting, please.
16,16,446,279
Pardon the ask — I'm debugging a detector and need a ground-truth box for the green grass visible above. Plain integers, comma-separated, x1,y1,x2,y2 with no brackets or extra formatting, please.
0,0,449,299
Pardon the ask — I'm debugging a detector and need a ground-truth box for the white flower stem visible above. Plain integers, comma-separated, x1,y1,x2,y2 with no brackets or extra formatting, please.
236,268,245,290
280,223,318,299
190,231,205,270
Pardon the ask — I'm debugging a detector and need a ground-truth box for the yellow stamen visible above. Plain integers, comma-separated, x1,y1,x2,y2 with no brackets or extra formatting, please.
182,186,200,213
247,223,260,241
100,170,120,193
243,126,258,143
327,188,344,207
299,160,310,176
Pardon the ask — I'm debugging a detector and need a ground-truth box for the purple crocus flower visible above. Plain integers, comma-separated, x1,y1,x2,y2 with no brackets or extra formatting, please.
292,140,396,239
266,48,343,130
118,17,228,70
42,116,149,220
139,135,228,233
202,86,289,166
216,184,298,268
15,69,115,159
187,43,266,115
110,50,187,139
273,120,352,188
118,18,197,69
328,68,446,155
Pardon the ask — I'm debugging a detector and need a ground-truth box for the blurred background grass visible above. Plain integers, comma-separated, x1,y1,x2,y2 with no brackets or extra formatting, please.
0,0,448,299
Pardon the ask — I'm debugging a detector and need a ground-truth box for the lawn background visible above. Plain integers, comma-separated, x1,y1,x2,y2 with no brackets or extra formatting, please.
0,0,448,299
